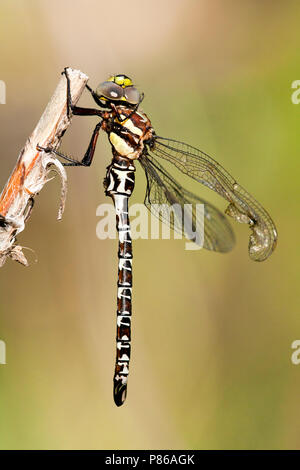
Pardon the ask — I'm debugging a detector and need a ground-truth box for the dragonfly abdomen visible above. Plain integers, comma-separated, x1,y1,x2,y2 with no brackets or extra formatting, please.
105,157,135,406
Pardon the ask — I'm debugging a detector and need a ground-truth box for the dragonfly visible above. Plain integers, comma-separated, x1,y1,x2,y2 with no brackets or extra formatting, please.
37,68,277,406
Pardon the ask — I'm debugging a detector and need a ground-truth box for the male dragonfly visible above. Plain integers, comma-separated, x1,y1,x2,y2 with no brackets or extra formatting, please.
38,68,277,406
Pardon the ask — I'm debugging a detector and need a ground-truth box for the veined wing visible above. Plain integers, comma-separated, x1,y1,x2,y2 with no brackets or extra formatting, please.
148,136,277,261
139,154,235,253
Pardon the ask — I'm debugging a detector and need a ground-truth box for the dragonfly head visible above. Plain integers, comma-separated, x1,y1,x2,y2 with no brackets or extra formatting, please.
95,74,141,107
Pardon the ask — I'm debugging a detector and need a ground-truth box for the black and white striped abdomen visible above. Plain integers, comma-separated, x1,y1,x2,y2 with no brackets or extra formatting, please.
105,157,135,406
105,160,135,196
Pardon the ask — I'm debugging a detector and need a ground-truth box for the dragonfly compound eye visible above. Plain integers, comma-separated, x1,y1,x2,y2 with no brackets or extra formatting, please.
96,81,123,101
124,86,140,105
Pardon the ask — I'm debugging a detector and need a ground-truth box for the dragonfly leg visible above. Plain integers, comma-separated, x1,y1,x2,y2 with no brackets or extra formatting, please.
36,121,102,167
62,67,104,118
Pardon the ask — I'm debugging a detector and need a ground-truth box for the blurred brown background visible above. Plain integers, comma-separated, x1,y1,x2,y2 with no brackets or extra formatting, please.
0,0,299,450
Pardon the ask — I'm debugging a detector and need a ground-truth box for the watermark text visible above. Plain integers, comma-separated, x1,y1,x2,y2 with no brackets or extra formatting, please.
291,340,300,365
291,80,300,104
0,340,6,364
0,80,6,104
96,202,204,250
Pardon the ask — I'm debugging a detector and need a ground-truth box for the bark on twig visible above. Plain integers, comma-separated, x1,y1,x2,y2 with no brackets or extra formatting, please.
0,67,89,266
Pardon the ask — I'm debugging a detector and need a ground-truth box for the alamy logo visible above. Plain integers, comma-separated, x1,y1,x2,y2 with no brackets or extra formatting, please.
291,80,300,104
96,203,205,250
0,80,6,104
291,340,300,365
0,340,6,364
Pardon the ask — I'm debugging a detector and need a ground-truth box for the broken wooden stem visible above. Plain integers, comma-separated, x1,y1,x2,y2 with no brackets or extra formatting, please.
0,67,89,266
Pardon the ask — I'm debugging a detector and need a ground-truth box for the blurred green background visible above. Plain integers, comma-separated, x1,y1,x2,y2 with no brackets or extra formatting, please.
0,0,299,450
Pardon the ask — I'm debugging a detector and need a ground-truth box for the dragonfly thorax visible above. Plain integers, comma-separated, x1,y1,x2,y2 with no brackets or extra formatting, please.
105,106,154,161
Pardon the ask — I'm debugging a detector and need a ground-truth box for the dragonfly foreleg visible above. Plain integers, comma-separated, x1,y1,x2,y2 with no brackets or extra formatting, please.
62,67,105,118
36,121,102,167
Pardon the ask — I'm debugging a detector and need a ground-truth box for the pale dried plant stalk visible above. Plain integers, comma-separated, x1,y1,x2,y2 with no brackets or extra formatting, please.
0,67,89,266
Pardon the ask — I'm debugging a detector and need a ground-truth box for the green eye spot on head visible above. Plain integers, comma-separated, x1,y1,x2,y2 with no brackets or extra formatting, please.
114,75,126,86
123,78,132,87
107,74,133,87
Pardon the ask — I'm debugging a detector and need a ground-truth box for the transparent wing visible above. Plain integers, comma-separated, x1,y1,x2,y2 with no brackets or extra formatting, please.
139,154,235,253
147,136,277,261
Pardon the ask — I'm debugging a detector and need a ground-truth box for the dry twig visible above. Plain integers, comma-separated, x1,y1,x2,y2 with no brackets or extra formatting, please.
0,67,88,266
